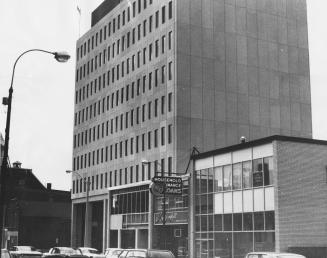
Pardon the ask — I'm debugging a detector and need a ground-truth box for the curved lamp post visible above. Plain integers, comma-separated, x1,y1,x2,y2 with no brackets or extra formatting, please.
66,170,90,247
0,49,70,251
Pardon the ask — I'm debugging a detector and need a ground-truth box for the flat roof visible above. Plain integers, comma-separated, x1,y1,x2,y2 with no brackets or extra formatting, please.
91,0,122,27
191,135,327,160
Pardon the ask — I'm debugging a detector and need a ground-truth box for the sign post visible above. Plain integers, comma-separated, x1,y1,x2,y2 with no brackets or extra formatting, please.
150,176,183,195
149,176,183,225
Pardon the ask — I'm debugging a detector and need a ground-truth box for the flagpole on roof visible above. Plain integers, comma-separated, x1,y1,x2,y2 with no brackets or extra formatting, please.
77,5,81,37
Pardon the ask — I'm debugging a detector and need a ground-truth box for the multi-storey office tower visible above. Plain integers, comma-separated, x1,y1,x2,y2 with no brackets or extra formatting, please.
71,0,311,256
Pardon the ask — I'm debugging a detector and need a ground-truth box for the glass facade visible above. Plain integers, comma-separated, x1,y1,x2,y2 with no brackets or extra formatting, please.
111,186,149,215
195,157,275,258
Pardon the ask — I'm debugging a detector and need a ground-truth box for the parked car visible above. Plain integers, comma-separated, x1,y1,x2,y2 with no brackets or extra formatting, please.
104,249,123,258
1,249,12,258
78,248,105,258
42,247,88,258
10,247,39,252
119,249,175,258
245,252,306,258
9,246,42,258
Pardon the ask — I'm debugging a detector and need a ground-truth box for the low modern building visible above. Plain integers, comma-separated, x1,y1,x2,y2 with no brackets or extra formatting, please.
3,162,71,250
191,135,327,258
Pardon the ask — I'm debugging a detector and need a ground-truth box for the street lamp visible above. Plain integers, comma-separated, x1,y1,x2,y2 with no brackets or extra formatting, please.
66,170,90,247
0,49,70,252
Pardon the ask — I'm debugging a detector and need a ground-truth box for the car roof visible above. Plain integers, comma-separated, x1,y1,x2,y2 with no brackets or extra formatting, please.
53,247,77,250
247,252,305,257
124,250,171,252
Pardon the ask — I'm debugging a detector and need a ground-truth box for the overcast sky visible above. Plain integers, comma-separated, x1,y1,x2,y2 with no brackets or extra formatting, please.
0,1,326,191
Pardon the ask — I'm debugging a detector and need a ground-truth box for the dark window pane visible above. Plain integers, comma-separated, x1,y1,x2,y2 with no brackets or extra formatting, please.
208,194,213,213
200,195,208,214
195,195,201,214
208,215,214,231
263,157,273,186
201,215,208,231
243,213,253,231
208,168,214,192
254,212,264,230
201,169,209,193
233,213,242,231
265,211,275,230
253,159,263,187
214,214,222,231
196,216,201,231
223,214,232,231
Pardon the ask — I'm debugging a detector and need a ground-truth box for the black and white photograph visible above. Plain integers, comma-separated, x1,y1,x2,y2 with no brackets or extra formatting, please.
0,1,327,258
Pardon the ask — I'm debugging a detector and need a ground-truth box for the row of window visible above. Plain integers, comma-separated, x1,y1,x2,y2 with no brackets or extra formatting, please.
74,62,173,127
77,0,172,60
76,28,173,90
76,57,172,109
74,94,173,149
111,189,149,214
195,157,273,194
195,211,275,232
72,157,172,193
73,125,173,171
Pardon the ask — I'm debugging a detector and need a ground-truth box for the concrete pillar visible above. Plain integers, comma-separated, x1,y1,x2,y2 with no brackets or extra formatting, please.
85,202,93,247
135,229,139,248
148,191,153,249
102,199,107,252
117,229,121,248
189,168,195,258
107,191,112,248
71,203,77,247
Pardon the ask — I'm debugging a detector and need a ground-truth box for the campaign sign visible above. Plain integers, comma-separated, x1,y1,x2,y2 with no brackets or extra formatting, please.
151,176,183,195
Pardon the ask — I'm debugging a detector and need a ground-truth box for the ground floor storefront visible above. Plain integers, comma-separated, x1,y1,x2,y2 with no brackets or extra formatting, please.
71,136,327,258
71,181,189,258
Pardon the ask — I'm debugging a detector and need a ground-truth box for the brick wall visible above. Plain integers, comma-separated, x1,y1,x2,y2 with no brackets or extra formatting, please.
275,140,327,251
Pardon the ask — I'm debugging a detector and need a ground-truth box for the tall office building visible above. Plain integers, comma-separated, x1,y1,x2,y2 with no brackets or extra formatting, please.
71,0,311,255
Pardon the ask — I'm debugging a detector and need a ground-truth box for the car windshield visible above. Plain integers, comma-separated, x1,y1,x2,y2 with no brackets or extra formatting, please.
108,250,122,256
119,250,128,258
58,248,81,255
84,250,100,254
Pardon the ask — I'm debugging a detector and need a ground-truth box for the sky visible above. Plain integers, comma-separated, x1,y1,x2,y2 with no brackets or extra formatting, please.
0,1,327,191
